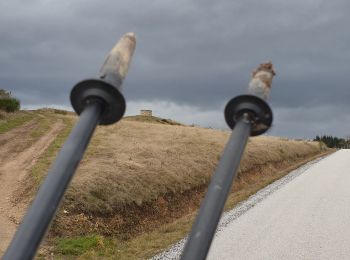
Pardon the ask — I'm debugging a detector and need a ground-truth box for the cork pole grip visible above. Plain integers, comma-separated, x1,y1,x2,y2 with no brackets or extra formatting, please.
100,32,136,86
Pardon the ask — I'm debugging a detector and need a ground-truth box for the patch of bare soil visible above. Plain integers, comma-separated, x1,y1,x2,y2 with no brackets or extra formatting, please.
0,119,64,254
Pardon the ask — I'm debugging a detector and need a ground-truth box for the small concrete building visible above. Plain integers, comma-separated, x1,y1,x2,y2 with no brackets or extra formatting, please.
140,110,152,116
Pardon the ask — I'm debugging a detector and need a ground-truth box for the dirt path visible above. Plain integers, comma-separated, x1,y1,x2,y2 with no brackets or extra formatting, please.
0,119,39,154
0,118,64,254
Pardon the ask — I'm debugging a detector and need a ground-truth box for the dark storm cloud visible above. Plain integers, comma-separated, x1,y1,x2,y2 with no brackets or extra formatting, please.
1,0,350,137
270,104,350,139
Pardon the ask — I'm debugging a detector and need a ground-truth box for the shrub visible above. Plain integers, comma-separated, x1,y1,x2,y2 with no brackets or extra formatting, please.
0,97,20,112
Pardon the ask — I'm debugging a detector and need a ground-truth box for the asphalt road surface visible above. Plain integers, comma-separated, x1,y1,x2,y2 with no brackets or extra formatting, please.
207,150,350,259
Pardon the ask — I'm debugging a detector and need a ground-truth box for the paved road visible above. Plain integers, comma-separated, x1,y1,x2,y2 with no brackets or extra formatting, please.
207,150,350,259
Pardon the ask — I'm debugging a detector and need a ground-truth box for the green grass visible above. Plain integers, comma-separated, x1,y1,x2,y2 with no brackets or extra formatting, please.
48,184,273,259
55,235,107,256
0,112,34,133
52,218,192,259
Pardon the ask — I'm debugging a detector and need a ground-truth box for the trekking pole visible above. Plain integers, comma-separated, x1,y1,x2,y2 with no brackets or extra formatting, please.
181,62,276,260
4,32,136,260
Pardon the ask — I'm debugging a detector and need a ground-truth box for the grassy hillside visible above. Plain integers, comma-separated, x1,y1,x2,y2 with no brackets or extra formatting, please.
63,122,326,217
0,110,331,258
123,115,183,125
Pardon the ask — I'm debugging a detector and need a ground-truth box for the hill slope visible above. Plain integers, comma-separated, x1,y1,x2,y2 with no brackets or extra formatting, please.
0,109,71,254
123,115,183,125
0,110,331,258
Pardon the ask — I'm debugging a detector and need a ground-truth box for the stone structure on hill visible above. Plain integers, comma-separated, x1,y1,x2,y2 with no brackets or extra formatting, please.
140,110,152,116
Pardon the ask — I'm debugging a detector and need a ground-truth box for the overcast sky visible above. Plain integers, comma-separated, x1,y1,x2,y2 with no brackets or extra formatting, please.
1,0,349,138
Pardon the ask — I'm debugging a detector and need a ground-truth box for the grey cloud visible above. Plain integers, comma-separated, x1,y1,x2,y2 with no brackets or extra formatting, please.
270,104,350,138
126,100,350,139
1,0,350,138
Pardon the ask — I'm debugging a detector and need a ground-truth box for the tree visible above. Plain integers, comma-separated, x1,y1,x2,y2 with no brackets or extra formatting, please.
314,135,346,149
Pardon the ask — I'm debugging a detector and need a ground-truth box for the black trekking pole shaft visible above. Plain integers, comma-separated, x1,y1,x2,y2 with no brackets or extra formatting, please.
181,117,251,260
4,32,136,260
3,101,102,260
181,62,276,260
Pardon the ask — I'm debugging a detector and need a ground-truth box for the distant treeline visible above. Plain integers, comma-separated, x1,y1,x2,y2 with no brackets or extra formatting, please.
314,135,350,149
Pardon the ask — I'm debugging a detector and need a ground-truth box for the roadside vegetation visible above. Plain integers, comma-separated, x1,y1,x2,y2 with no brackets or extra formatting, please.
314,135,350,148
17,114,329,259
1,110,332,258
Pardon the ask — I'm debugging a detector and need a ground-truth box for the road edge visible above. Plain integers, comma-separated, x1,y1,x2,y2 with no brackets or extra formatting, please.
151,152,336,260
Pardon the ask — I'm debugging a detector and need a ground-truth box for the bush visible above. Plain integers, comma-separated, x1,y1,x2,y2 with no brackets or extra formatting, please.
0,97,20,112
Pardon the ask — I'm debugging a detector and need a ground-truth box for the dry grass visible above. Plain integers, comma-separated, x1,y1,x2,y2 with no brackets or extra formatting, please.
8,112,328,258
0,110,35,133
65,121,228,214
63,121,326,216
43,119,329,244
0,110,331,258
